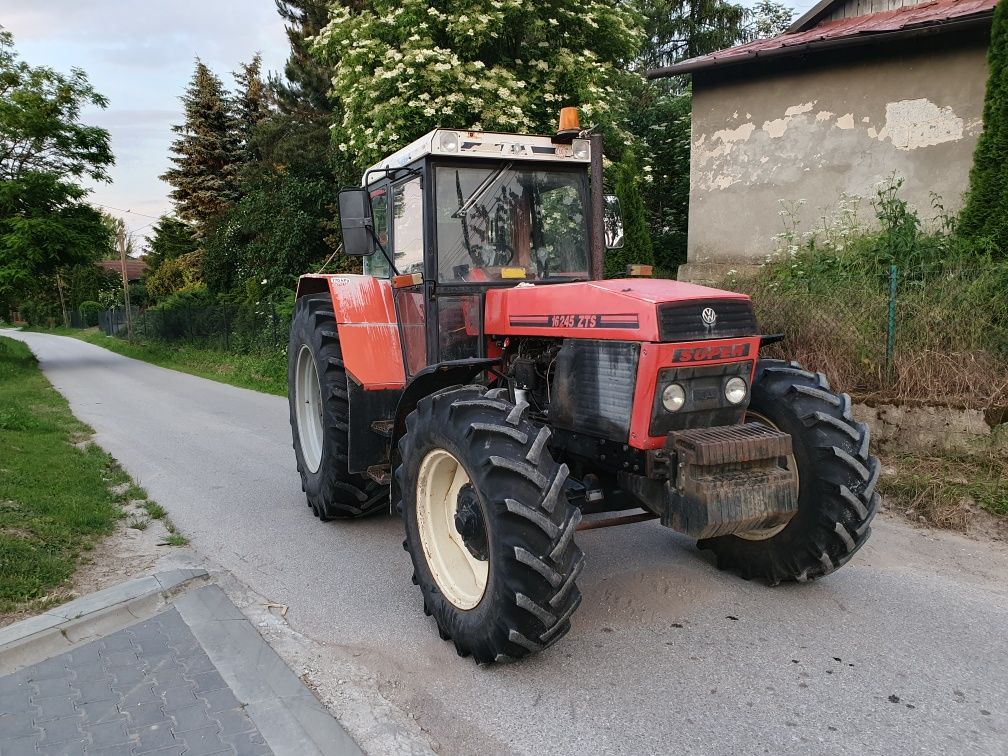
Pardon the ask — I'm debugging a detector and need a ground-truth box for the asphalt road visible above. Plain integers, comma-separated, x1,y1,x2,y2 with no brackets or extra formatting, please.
6,330,1008,755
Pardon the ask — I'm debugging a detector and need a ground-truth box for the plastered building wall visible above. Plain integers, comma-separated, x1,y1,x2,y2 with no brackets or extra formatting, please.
681,31,989,281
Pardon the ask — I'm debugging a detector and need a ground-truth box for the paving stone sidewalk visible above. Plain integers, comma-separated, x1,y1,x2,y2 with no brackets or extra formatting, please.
0,608,270,756
0,584,360,756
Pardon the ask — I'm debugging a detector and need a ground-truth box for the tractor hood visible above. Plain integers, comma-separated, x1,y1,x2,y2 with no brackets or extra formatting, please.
483,278,756,343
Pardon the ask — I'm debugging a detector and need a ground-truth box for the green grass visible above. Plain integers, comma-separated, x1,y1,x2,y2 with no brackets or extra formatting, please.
881,448,1008,527
0,337,122,612
37,327,286,396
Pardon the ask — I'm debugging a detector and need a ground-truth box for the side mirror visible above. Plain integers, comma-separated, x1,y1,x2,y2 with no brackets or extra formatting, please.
338,188,375,256
603,194,625,249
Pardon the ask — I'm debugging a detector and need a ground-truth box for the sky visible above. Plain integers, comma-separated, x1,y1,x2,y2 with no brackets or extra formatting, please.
1,0,290,244
1,0,821,248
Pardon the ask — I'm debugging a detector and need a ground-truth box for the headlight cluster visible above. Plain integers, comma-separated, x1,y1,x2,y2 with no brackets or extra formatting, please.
660,377,748,412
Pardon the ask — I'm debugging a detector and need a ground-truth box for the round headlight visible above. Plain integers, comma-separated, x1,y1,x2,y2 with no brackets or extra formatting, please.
571,139,589,160
662,383,686,412
725,376,748,404
437,130,460,152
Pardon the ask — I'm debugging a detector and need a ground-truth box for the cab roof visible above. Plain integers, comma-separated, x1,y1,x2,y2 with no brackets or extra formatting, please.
362,128,591,186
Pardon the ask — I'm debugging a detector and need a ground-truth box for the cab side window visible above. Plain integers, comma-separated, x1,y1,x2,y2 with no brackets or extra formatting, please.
364,186,390,278
393,177,424,274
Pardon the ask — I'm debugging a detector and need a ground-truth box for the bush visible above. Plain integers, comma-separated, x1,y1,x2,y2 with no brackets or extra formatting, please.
78,300,103,327
19,299,58,327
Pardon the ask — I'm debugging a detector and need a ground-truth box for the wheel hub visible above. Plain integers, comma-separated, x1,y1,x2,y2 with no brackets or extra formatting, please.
415,449,490,610
454,484,488,561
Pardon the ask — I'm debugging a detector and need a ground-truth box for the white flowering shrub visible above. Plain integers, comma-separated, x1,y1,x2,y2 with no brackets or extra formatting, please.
314,0,644,166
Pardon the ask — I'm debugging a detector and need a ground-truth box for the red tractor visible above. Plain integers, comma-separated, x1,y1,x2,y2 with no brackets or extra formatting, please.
287,112,878,663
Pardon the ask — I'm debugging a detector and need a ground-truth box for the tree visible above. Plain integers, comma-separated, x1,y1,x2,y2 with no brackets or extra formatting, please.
606,148,655,277
958,0,1008,257
160,60,240,239
315,1,645,166
626,1,793,272
0,30,113,309
233,54,271,165
271,1,335,117
144,215,198,270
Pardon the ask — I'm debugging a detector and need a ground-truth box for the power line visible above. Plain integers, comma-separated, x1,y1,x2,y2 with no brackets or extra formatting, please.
89,201,162,221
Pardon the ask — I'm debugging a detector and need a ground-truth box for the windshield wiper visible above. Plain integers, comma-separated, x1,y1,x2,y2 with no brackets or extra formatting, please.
451,162,512,219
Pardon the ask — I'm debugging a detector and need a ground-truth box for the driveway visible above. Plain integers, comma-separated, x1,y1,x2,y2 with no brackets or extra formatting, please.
5,330,1007,755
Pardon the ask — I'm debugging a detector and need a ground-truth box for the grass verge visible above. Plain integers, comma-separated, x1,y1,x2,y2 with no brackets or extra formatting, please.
0,336,188,615
0,337,123,612
880,447,1008,530
36,327,286,396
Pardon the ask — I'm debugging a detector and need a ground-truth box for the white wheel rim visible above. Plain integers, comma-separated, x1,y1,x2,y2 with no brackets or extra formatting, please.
736,409,799,541
415,449,489,610
295,344,324,474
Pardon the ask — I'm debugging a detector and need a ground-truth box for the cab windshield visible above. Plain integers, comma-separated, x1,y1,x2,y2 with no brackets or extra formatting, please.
434,164,589,282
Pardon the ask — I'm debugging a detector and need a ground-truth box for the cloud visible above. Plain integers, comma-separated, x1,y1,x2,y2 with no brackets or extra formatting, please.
2,0,290,240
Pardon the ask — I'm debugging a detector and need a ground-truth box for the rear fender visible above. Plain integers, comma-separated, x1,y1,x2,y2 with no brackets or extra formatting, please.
296,274,406,390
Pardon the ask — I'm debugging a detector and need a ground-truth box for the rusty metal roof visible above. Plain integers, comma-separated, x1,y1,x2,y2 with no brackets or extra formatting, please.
647,0,996,78
97,258,148,282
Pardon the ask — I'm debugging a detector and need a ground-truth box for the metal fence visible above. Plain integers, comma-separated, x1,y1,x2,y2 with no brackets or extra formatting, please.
77,265,1008,410
90,301,288,353
730,264,1008,408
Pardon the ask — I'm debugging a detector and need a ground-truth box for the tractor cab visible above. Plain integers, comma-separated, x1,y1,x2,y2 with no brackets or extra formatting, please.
336,124,622,373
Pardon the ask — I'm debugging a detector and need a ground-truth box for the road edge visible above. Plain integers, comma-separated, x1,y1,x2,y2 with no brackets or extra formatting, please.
0,568,208,675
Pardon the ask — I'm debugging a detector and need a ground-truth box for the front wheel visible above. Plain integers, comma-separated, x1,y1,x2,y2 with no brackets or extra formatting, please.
699,360,879,584
396,385,584,663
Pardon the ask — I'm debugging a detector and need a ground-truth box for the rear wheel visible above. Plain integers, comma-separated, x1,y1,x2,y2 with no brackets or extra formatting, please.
698,360,879,583
397,385,584,663
288,295,385,520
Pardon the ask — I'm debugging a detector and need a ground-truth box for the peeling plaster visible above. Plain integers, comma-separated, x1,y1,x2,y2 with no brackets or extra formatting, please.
815,110,834,122
836,113,855,129
882,98,963,150
762,118,788,138
784,101,816,117
712,122,756,144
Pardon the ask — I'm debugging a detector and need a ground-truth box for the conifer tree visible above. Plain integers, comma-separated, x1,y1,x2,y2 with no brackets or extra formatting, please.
271,1,334,116
958,0,1008,257
160,60,240,239
233,54,271,163
606,148,655,278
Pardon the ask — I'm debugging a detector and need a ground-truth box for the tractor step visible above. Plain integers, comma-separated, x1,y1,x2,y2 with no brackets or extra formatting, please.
370,420,394,438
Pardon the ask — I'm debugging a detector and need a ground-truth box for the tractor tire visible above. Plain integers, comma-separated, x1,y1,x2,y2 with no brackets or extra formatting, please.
396,385,584,663
698,360,879,584
287,295,385,520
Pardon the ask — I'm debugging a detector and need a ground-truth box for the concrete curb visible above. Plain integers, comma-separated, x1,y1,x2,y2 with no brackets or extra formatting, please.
0,568,208,675
174,584,363,756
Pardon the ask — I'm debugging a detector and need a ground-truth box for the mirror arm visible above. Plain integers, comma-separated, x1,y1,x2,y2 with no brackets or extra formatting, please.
367,227,399,276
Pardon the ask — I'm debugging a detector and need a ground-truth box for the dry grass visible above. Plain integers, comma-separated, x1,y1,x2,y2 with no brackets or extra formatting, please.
880,446,1008,533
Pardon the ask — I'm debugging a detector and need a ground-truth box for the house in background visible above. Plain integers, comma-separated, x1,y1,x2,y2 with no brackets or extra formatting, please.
96,257,147,283
649,0,997,282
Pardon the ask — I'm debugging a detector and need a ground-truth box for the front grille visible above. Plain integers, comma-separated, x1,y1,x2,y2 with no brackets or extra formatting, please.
657,299,757,342
649,361,752,436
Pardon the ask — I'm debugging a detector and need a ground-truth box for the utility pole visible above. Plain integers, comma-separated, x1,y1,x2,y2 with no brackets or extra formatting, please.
118,228,134,342
56,270,69,328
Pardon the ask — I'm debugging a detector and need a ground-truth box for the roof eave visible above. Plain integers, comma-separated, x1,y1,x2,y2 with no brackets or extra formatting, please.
646,13,994,79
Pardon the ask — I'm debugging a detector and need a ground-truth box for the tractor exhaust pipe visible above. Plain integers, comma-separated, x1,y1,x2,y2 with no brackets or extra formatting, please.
589,132,605,281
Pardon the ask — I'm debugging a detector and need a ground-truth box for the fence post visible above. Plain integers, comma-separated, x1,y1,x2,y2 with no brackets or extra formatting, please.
885,264,898,377
224,306,230,351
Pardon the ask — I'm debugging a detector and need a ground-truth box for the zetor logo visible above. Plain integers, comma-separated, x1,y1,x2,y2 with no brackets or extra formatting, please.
672,343,750,363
